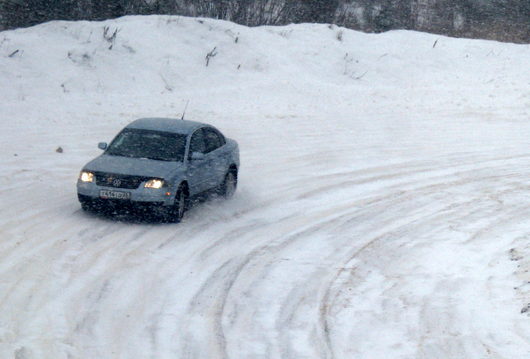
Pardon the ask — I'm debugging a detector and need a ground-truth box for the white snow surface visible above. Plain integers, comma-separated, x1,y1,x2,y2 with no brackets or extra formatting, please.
1,15,530,358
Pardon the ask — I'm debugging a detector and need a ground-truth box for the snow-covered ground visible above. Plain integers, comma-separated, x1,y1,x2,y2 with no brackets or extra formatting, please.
1,15,530,358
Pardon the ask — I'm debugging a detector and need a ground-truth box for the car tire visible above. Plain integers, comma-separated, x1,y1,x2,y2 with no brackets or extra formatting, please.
80,201,92,212
79,195,94,212
220,169,237,199
165,185,188,223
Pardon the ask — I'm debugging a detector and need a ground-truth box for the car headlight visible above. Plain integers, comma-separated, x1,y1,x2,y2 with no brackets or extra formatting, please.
144,179,165,189
79,171,94,182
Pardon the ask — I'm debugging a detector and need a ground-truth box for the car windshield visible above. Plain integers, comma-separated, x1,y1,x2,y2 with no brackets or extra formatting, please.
106,128,187,162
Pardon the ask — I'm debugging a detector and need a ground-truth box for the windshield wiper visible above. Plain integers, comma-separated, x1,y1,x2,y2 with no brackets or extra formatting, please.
146,156,174,162
107,152,135,158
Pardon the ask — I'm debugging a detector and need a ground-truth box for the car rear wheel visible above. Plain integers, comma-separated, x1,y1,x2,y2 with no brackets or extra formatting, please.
220,170,237,199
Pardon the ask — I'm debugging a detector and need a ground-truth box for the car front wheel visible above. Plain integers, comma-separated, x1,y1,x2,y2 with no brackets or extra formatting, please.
165,185,188,223
78,194,94,212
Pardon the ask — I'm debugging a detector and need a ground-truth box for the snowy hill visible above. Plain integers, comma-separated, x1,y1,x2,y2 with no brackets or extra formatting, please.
0,15,529,358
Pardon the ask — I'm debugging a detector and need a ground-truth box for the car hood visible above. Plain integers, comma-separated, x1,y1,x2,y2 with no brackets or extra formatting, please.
84,154,184,179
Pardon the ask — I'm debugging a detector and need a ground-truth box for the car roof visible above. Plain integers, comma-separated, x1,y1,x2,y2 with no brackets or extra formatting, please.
126,118,206,135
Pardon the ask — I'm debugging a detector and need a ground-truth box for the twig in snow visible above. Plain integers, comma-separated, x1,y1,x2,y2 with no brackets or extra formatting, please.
103,26,119,50
521,303,530,314
122,44,136,53
343,52,355,75
159,74,173,92
8,49,19,57
432,39,438,48
278,29,293,38
352,71,368,80
225,29,239,43
83,30,93,44
205,46,217,67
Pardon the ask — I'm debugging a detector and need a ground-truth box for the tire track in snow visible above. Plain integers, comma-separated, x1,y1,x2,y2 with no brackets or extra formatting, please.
180,206,363,358
175,154,528,358
317,160,530,359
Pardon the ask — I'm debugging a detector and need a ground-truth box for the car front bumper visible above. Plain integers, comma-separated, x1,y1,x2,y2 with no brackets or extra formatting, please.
77,180,174,207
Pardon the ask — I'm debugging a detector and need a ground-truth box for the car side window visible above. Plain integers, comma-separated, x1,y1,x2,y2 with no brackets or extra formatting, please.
203,128,223,153
189,128,206,155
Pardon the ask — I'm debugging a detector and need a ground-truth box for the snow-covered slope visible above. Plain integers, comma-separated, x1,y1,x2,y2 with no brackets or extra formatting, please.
0,15,529,358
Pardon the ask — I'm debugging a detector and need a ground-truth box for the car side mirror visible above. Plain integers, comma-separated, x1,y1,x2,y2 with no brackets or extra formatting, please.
98,142,108,150
191,152,205,161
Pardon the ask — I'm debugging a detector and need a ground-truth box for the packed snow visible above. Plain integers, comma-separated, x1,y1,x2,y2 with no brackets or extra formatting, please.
1,15,529,358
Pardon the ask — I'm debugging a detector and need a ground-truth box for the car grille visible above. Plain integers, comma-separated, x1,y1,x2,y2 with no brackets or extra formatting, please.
94,172,149,189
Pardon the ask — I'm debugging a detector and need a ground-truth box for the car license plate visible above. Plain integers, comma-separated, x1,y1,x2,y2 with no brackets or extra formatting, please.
100,189,131,200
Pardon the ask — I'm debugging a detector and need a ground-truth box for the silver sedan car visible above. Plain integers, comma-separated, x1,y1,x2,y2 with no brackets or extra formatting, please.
77,118,240,222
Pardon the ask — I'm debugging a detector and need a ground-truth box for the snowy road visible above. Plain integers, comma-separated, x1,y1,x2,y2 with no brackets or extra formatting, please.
1,16,530,358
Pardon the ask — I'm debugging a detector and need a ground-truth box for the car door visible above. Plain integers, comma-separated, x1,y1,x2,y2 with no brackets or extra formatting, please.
187,128,211,194
202,127,228,189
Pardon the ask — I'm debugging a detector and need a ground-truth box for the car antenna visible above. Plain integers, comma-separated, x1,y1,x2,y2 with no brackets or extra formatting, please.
181,100,189,120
